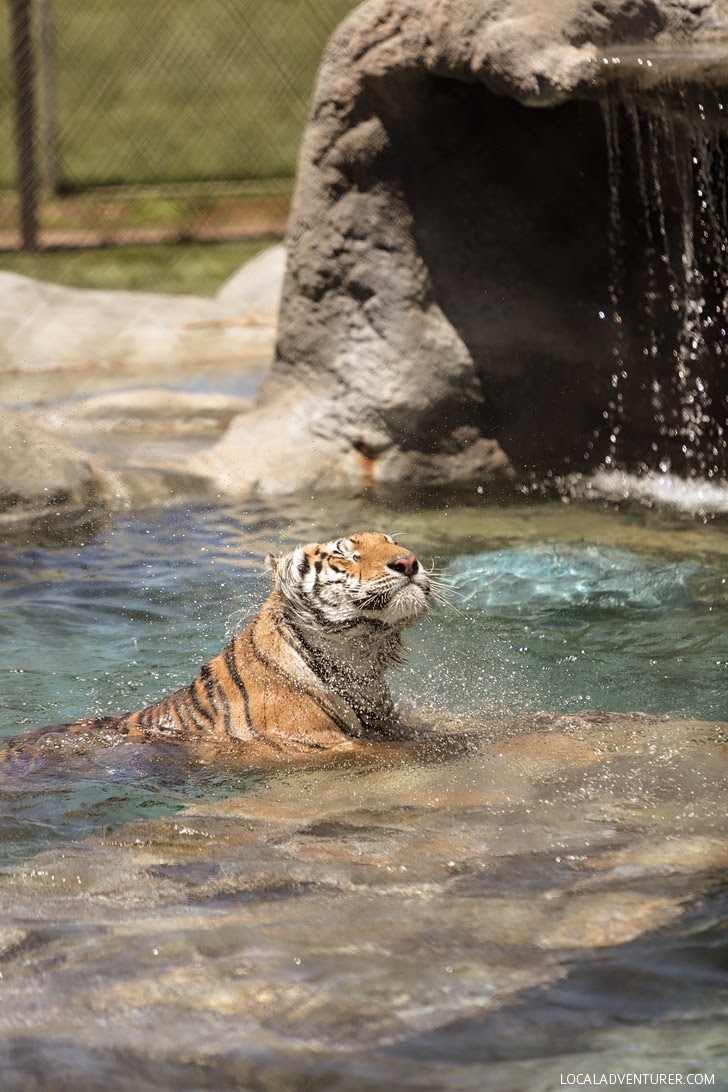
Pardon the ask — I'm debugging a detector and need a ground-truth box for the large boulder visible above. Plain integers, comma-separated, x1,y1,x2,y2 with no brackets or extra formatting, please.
215,243,286,323
0,256,281,392
201,0,728,496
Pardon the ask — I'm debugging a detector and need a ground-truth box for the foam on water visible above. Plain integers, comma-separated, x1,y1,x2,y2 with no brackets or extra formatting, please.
573,468,728,515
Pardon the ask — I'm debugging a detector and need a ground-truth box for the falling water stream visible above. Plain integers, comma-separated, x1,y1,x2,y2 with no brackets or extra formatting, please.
600,92,728,481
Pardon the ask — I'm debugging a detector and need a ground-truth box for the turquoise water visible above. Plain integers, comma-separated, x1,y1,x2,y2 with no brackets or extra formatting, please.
0,503,277,858
2,498,726,737
440,540,728,722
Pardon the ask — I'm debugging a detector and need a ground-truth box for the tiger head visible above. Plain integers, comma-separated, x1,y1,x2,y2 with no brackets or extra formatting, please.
266,531,431,630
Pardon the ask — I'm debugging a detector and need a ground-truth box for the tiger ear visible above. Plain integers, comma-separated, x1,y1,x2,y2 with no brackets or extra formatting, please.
264,553,280,579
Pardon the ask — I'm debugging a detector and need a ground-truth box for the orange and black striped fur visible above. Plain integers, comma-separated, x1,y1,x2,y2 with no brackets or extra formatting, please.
7,532,431,764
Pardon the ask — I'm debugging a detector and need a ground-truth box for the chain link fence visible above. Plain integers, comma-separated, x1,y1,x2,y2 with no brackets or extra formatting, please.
3,0,356,252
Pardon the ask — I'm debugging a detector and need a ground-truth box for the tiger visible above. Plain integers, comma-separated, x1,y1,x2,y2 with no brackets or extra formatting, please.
6,532,432,765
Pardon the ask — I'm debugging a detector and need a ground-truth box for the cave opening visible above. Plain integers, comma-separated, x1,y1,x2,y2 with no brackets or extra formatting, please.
385,76,727,477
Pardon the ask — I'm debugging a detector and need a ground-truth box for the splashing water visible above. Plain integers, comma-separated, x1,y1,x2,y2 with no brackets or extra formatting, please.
568,466,728,515
444,541,703,611
599,92,728,481
439,539,727,721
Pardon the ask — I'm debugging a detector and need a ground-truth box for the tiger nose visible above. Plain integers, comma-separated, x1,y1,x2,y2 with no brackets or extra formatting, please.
387,553,419,577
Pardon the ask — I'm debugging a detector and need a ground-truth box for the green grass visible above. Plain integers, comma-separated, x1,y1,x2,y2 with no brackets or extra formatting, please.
0,239,276,295
0,186,290,237
1,0,357,189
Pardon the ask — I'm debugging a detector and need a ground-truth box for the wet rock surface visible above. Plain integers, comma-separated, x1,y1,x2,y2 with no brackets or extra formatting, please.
0,412,111,545
0,710,725,1088
41,387,252,440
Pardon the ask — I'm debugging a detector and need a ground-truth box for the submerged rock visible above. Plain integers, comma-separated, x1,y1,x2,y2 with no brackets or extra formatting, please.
0,709,724,1086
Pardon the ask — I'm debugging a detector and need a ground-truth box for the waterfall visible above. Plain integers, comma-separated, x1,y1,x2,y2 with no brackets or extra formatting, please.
600,93,727,480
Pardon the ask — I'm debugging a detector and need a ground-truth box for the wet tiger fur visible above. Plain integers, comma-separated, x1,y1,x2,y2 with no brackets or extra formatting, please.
8,532,431,763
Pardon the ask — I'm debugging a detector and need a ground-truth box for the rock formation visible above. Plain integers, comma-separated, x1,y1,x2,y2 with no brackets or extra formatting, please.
0,268,275,394
0,414,110,544
0,252,281,540
204,0,728,495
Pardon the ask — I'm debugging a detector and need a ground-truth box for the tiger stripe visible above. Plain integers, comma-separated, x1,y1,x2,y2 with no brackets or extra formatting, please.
249,620,360,739
199,663,219,714
214,679,232,737
188,680,214,727
170,693,194,734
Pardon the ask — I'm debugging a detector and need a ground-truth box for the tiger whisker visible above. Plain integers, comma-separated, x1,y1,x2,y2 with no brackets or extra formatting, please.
426,580,467,600
428,584,454,602
428,590,466,618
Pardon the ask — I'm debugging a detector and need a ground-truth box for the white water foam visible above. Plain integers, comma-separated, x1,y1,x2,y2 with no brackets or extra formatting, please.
573,469,728,515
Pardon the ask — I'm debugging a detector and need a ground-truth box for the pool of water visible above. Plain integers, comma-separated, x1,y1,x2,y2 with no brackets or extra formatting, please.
0,489,726,1089
3,493,726,734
